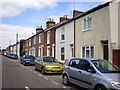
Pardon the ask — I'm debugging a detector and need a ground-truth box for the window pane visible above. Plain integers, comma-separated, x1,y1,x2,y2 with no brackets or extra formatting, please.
82,47,85,57
61,47,64,53
84,19,87,30
61,54,64,61
72,47,74,57
79,60,91,71
91,46,94,58
88,18,92,29
86,50,90,58
61,34,65,40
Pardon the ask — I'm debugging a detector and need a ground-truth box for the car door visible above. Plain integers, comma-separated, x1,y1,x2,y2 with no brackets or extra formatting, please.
66,59,82,85
36,57,43,70
76,59,95,88
35,57,40,69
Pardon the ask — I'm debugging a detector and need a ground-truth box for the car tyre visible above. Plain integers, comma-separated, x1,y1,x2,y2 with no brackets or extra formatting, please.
94,85,107,90
63,74,70,85
23,62,26,66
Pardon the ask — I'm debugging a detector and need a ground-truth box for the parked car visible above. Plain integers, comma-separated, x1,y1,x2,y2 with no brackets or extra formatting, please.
3,52,7,56
6,52,10,57
62,58,120,90
21,55,35,65
8,53,18,59
34,56,63,74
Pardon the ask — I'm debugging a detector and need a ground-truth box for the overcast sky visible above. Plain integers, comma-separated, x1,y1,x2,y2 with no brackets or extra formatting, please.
0,0,111,49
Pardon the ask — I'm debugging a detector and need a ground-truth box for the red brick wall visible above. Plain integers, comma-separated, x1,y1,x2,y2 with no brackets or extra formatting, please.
43,32,47,56
43,29,55,56
50,29,55,56
113,50,120,68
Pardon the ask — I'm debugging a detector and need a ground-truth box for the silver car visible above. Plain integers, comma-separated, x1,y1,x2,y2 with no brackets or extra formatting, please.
62,58,120,90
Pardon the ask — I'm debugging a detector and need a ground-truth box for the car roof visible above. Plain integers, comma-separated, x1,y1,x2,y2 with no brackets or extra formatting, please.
70,58,105,62
38,56,54,58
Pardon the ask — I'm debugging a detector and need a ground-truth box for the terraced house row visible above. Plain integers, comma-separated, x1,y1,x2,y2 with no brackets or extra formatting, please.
8,0,120,68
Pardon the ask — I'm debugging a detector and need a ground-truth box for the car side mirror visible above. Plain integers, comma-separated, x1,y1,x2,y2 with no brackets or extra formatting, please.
87,68,96,73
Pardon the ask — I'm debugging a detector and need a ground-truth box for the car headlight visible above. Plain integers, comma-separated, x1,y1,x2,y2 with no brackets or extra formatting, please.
111,81,120,88
45,66,51,68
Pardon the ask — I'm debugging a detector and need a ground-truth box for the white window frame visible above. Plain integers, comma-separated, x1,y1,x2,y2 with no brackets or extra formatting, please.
70,44,74,58
61,47,65,61
26,41,28,47
39,47,41,56
83,16,92,31
81,45,95,58
39,34,42,43
61,27,65,42
47,46,50,56
29,39,31,46
52,44,55,57
47,31,50,44
34,36,36,45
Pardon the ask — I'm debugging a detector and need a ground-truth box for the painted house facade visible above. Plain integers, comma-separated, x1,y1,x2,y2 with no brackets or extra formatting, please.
75,0,120,68
55,13,83,63
56,21,74,63
9,0,120,68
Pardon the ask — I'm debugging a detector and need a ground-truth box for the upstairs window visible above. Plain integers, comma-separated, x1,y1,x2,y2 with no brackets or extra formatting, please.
29,39,31,46
39,34,42,43
34,36,36,45
47,31,50,44
61,27,65,41
84,16,92,30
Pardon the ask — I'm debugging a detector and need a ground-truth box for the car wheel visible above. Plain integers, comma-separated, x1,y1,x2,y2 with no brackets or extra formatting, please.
94,85,107,90
41,68,45,75
63,74,70,85
23,62,26,66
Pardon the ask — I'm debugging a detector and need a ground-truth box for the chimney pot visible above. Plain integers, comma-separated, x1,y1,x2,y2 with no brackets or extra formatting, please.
66,15,67,18
52,19,54,22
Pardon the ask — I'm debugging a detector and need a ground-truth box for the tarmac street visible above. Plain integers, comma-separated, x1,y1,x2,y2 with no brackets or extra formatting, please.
1,55,86,90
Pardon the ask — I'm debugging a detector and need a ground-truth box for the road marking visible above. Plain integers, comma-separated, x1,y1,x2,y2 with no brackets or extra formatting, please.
44,77,48,80
30,69,33,72
33,71,37,74
63,86,67,88
52,81,59,85
25,86,30,90
38,74,42,77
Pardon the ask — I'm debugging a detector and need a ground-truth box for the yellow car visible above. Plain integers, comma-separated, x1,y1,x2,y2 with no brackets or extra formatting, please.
34,56,63,74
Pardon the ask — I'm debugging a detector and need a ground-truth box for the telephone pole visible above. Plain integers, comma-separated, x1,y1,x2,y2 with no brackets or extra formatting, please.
16,33,18,55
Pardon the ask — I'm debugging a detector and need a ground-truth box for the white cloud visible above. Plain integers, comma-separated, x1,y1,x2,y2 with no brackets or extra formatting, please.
0,24,35,49
0,0,57,17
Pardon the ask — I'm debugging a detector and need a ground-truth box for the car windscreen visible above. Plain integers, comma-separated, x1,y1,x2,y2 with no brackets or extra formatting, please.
11,54,17,57
24,56,34,59
43,57,58,62
92,60,120,73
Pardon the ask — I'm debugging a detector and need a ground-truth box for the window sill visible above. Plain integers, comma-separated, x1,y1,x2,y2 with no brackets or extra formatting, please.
82,28,92,32
60,40,65,43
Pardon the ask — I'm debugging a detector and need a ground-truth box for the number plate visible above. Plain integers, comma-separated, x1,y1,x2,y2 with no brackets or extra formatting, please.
53,69,60,71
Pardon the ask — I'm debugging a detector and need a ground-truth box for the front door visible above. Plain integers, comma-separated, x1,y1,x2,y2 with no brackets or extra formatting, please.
102,40,109,60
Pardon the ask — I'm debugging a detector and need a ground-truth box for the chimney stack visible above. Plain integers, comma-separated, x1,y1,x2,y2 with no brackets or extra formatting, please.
36,26,43,34
59,15,70,23
46,18,55,28
73,10,84,17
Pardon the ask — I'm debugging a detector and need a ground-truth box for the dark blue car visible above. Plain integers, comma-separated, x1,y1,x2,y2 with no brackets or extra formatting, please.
21,55,35,66
9,53,18,59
